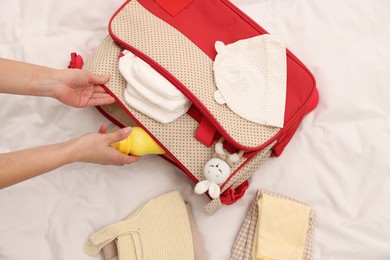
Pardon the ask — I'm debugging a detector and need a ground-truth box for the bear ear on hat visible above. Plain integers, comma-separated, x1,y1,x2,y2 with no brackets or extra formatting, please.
215,41,226,54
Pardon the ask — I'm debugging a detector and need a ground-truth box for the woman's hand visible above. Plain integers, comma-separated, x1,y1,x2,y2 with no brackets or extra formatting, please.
68,125,140,165
0,58,115,107
0,125,140,189
52,69,115,108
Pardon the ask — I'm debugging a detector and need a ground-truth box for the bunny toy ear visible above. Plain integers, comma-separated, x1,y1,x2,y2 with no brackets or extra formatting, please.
224,150,245,166
214,142,225,155
213,137,245,165
229,150,244,164
214,137,226,156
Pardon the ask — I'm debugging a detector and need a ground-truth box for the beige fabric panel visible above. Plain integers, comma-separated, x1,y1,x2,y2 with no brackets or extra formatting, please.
110,0,280,149
84,36,208,180
99,103,138,127
204,198,224,215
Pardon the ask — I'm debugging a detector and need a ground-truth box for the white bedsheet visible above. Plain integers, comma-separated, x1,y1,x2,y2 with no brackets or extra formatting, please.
1,0,390,259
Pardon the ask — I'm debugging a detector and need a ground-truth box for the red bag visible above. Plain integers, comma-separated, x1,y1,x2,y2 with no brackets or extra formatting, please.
70,0,318,214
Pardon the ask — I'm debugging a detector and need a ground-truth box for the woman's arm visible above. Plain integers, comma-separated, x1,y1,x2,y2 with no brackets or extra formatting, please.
0,127,140,189
0,58,115,107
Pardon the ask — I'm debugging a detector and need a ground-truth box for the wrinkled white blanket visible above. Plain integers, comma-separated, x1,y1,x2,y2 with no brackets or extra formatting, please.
1,0,390,259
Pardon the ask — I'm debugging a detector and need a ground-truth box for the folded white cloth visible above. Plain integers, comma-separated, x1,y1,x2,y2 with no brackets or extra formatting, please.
124,85,190,124
213,34,287,128
119,50,191,124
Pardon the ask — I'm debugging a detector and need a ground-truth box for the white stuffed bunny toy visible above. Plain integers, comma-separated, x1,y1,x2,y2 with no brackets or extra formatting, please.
194,139,242,199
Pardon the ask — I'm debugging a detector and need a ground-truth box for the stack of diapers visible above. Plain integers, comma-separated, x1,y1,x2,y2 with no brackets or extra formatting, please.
231,190,316,260
84,191,207,260
119,50,191,124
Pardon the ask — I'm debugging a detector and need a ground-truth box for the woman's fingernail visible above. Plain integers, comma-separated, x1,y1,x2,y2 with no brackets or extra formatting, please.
122,127,132,135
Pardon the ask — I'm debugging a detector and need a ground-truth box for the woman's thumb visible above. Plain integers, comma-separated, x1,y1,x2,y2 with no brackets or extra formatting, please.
91,73,111,85
108,127,132,144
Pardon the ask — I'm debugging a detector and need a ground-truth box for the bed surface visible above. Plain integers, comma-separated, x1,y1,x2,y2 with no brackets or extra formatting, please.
1,0,390,259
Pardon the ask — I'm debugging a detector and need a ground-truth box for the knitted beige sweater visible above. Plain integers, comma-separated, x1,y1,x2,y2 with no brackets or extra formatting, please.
85,191,194,260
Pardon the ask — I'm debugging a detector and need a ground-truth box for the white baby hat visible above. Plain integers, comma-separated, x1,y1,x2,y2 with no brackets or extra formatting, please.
119,50,191,124
213,34,287,128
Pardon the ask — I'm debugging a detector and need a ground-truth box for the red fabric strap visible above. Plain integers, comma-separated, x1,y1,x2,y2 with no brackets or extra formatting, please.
195,116,217,147
68,52,84,69
220,180,249,205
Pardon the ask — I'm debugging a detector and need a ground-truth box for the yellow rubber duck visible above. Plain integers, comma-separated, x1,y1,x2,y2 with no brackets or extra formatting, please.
111,127,165,156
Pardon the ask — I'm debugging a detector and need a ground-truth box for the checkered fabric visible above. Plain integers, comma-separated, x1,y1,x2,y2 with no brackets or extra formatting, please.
230,190,260,260
230,190,316,260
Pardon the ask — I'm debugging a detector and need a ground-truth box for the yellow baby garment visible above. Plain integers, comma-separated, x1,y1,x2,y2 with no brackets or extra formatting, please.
255,193,311,260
